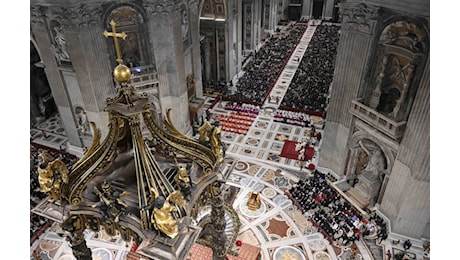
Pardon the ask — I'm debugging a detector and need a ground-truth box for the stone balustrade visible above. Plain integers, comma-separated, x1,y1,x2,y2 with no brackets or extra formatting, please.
349,99,406,139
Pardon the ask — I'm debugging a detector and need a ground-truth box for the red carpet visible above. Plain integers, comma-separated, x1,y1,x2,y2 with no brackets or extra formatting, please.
280,140,314,161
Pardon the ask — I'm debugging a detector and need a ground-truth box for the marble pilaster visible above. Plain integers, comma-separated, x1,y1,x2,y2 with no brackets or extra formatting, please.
144,0,190,132
189,0,204,99
379,160,429,237
323,0,335,20
319,2,379,175
301,0,312,19
30,5,83,148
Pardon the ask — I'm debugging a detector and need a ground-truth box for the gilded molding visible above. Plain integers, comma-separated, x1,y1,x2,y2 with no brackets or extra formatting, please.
341,3,379,34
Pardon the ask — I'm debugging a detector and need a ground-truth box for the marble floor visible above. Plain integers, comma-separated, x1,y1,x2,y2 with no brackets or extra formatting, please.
30,20,429,260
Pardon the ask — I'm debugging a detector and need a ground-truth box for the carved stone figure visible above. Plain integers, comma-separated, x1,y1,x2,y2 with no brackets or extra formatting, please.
37,152,69,201
52,25,70,62
75,107,90,135
358,140,385,181
181,8,189,42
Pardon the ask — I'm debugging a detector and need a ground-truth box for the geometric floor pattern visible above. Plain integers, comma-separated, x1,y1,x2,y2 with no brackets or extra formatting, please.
30,102,428,260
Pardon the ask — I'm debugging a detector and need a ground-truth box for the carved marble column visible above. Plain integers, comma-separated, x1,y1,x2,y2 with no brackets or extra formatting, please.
323,0,336,20
30,5,83,148
200,37,212,86
242,1,253,53
61,215,92,260
143,0,191,132
390,64,415,121
301,0,312,19
209,181,227,260
369,55,389,109
62,4,116,142
189,0,204,99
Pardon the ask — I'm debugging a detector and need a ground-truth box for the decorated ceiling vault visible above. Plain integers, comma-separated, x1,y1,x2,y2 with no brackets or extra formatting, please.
33,19,240,260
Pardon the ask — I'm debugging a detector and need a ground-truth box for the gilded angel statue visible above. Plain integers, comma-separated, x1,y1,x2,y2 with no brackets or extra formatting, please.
37,152,69,201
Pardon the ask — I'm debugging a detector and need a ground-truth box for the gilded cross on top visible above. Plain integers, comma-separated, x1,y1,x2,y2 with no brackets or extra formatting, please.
103,20,127,64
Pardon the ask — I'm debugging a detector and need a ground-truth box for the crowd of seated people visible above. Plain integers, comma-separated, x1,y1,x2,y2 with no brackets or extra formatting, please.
273,109,311,127
204,80,232,96
280,24,340,113
229,22,308,104
217,112,256,135
30,144,78,241
287,170,385,246
224,102,260,115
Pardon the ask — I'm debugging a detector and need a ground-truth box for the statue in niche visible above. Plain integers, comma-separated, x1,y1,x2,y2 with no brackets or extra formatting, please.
51,25,70,63
358,140,385,182
75,107,90,135
187,74,196,93
181,8,189,42
37,152,69,201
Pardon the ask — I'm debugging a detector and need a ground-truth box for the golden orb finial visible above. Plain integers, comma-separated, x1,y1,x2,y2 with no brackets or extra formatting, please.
113,64,131,83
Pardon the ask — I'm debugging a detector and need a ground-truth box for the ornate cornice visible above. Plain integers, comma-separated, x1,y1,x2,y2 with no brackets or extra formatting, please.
143,0,181,19
48,3,102,30
31,5,47,27
341,3,380,34
189,0,199,10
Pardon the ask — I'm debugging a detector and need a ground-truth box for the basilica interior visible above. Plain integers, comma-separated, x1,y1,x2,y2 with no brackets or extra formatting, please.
29,0,430,259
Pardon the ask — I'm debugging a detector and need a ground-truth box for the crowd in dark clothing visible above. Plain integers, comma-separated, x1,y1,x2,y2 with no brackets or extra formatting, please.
229,23,308,104
280,24,340,113
204,80,231,96
288,170,386,246
30,144,78,240
369,210,389,242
